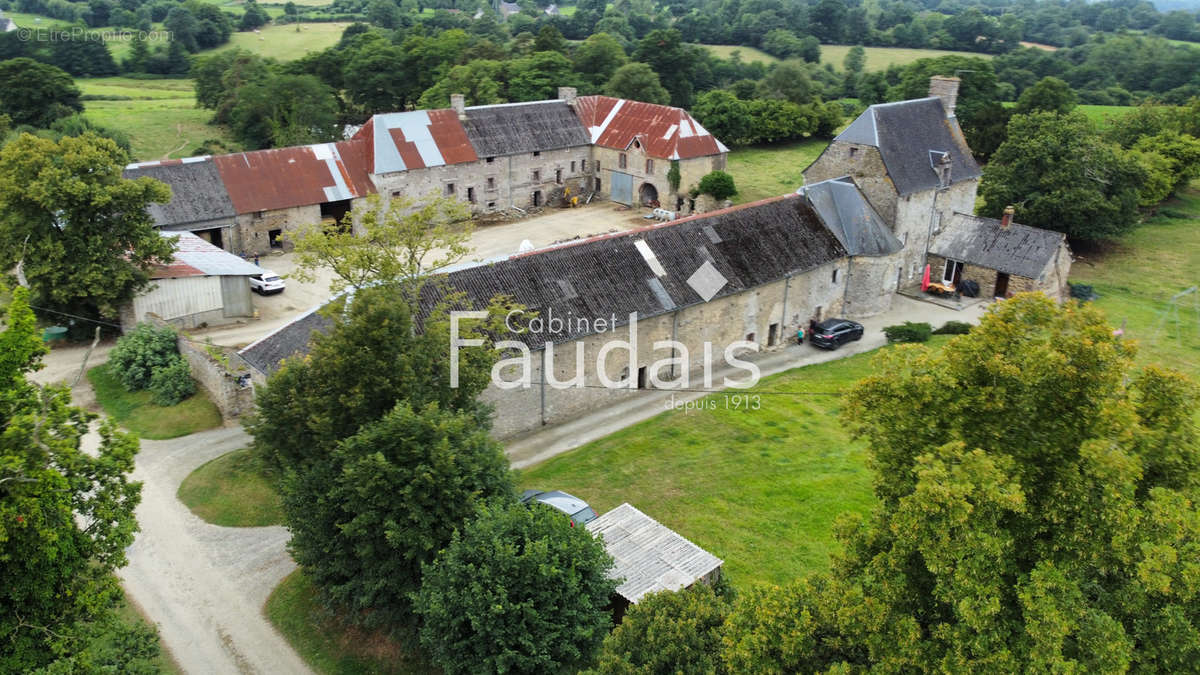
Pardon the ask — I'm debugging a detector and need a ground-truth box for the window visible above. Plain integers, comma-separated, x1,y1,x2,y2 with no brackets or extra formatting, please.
581,157,588,171
467,186,475,203
645,159,654,174
532,169,540,182
533,151,541,157
832,269,839,284
486,156,495,163
942,259,964,284
390,189,403,198
445,183,455,196
487,201,496,208
849,147,858,158
253,210,265,220
595,161,600,172
619,153,627,169
486,176,495,190
570,161,576,173
555,168,562,184
745,332,756,343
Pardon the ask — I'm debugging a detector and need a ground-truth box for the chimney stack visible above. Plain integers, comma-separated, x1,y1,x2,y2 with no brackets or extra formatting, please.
928,75,960,118
450,93,466,120
1001,205,1014,228
558,86,577,106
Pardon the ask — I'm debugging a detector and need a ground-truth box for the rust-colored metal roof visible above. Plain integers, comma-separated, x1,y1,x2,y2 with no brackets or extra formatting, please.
212,142,374,214
353,109,477,175
574,95,728,160
152,231,263,279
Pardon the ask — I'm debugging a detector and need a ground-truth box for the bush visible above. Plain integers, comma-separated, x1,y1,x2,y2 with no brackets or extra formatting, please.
1068,283,1099,302
697,170,737,201
149,356,195,406
108,323,180,392
883,321,932,343
932,320,972,335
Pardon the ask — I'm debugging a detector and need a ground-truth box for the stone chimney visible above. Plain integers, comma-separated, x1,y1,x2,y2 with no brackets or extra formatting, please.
1001,205,1014,228
558,86,577,106
928,76,960,118
450,93,466,120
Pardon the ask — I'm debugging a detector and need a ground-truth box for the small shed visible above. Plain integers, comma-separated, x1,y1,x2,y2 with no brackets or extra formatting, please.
586,503,723,615
122,232,263,331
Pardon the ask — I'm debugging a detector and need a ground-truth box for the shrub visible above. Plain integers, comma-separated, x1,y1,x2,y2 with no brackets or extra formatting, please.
149,356,195,406
108,323,180,391
883,321,932,343
1068,283,1099,302
932,320,972,335
697,170,737,201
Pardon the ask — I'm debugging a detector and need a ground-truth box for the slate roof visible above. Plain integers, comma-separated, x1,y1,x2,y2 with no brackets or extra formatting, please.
831,97,981,196
930,212,1066,279
152,231,264,279
587,503,723,604
239,305,334,375
239,194,846,373
353,109,478,175
575,95,729,160
460,100,591,157
798,177,902,257
124,158,236,227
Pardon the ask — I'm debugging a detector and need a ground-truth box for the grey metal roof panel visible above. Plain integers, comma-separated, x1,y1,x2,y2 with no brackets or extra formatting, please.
930,212,1065,279
123,158,236,227
460,101,590,157
800,177,902,257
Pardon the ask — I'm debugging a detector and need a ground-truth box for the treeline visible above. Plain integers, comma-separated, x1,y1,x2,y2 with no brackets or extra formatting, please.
192,23,845,150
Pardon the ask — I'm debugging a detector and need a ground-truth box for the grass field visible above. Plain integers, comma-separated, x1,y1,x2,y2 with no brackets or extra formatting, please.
177,448,284,527
80,77,235,161
87,364,223,439
1077,104,1135,127
211,22,351,61
819,45,993,72
266,571,431,675
699,44,779,65
1069,182,1200,378
726,138,830,204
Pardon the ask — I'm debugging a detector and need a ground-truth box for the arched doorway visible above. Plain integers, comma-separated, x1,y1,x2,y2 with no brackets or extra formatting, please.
639,182,659,207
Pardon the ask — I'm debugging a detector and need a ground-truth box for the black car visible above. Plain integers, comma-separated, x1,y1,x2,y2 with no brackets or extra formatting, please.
808,319,864,350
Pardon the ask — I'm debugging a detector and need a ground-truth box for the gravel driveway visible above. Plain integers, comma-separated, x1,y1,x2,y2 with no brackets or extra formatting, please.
114,427,311,675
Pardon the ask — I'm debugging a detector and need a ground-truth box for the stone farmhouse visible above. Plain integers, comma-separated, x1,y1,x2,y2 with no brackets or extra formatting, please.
196,78,1072,439
124,88,728,255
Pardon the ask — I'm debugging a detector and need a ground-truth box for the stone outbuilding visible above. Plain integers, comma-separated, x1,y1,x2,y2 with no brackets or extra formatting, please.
928,210,1072,301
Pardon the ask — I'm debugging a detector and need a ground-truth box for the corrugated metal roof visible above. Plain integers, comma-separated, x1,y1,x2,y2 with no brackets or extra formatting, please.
354,109,478,175
212,142,374,214
153,231,263,279
575,95,728,160
587,503,723,604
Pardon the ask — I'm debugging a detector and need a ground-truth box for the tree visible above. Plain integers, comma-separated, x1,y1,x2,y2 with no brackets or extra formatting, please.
0,133,173,320
0,287,144,671
413,501,617,674
843,45,866,75
0,58,82,128
365,0,400,29
588,584,730,674
698,170,737,201
1132,130,1200,195
760,60,815,105
534,24,566,53
573,32,628,88
417,60,504,109
228,73,339,149
633,29,694,108
604,62,670,105
344,43,414,113
889,55,999,125
691,90,752,146
238,0,270,31
164,6,200,51
505,50,578,102
980,112,1144,240
720,294,1200,671
1014,76,1077,115
288,193,472,295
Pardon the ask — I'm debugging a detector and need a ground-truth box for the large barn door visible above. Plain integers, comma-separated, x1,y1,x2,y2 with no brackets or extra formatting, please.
611,171,633,205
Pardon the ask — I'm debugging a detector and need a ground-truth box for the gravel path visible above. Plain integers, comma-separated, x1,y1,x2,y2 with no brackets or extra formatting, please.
114,427,311,675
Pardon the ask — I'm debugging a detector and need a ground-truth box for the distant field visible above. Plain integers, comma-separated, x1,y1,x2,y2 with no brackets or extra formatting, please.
80,77,235,161
1077,104,1135,127
700,44,779,65
820,45,994,72
210,22,350,60
727,138,830,204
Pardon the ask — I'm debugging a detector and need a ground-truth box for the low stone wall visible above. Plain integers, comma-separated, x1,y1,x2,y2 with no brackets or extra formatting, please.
143,314,255,420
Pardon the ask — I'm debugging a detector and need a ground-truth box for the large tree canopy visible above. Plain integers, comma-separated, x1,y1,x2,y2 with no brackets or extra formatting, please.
980,111,1145,240
0,287,144,670
0,57,83,128
0,133,174,319
720,294,1200,671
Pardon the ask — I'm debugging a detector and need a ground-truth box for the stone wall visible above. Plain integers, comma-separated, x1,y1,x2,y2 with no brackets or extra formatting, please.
591,144,725,212
804,143,898,224
236,204,321,255
892,179,979,292
178,336,256,420
842,253,902,317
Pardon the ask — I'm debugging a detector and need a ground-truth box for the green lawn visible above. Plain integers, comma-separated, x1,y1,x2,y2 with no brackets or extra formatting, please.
726,138,830,204
80,77,235,161
699,44,779,65
210,22,351,61
1069,182,1200,378
1077,104,1135,127
177,448,284,527
520,341,962,587
87,364,223,439
266,571,432,675
819,45,993,72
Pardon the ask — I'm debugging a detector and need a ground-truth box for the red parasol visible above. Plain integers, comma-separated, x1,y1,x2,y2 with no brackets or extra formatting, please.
921,264,931,292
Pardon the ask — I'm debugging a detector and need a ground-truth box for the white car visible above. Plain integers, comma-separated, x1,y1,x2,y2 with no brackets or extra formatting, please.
249,271,285,295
